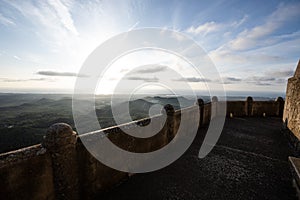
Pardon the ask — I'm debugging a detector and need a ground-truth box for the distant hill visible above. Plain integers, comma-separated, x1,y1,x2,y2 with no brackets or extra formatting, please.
1,93,276,153
0,96,74,153
0,93,71,107
144,96,195,109
0,94,197,153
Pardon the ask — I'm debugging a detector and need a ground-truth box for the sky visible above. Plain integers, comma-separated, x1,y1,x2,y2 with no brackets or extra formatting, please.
0,0,299,95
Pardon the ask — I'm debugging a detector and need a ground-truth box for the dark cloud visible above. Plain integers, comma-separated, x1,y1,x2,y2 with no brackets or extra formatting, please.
174,77,211,82
221,77,242,84
217,74,288,86
275,78,287,84
217,69,292,86
135,65,167,74
245,76,288,86
225,77,242,82
1,78,49,82
254,82,273,86
126,76,159,82
268,69,294,77
37,70,88,77
247,76,276,82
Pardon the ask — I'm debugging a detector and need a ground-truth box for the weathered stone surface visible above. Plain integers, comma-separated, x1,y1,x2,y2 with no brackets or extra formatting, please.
288,156,300,199
252,101,281,116
211,96,218,118
227,101,246,116
283,61,300,140
43,123,79,200
294,59,300,78
289,157,300,185
0,144,45,166
195,98,204,106
76,141,128,199
203,103,211,125
163,104,175,116
196,99,204,126
246,96,253,116
212,96,218,102
276,97,285,117
0,145,54,200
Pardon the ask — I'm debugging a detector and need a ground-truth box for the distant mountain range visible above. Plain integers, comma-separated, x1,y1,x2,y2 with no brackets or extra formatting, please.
0,93,281,153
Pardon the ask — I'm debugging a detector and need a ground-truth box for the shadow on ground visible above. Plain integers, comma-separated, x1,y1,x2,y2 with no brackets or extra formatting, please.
96,117,296,200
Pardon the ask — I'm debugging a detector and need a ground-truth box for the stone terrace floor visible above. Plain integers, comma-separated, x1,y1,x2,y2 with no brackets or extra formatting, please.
97,117,297,200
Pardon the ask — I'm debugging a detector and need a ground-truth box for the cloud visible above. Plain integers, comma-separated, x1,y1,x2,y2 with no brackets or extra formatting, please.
128,21,139,31
275,78,287,84
244,75,288,86
186,15,248,37
174,77,211,82
37,70,87,77
4,0,79,54
221,77,242,84
208,48,286,68
225,77,242,82
46,0,78,35
254,82,273,86
274,30,300,40
171,31,186,41
231,15,248,28
126,76,159,82
247,76,276,82
268,69,294,77
0,13,15,26
7,0,77,35
1,78,50,82
228,3,300,51
134,65,167,74
13,55,21,60
218,74,289,86
186,21,222,36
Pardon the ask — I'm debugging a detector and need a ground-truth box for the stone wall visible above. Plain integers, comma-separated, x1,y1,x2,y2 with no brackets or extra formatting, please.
226,97,284,117
0,145,54,200
0,98,285,199
284,60,300,139
227,101,247,116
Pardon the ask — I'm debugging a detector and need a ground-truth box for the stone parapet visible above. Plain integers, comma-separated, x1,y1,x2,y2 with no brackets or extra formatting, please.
0,97,286,199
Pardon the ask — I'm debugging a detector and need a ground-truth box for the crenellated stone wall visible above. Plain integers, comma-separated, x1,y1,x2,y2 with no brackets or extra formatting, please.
226,97,284,117
0,98,285,199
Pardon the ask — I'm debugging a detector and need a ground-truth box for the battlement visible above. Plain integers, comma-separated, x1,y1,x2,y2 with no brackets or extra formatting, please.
0,98,285,199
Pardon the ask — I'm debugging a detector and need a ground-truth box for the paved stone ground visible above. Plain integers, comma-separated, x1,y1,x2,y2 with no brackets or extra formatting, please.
97,117,297,200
